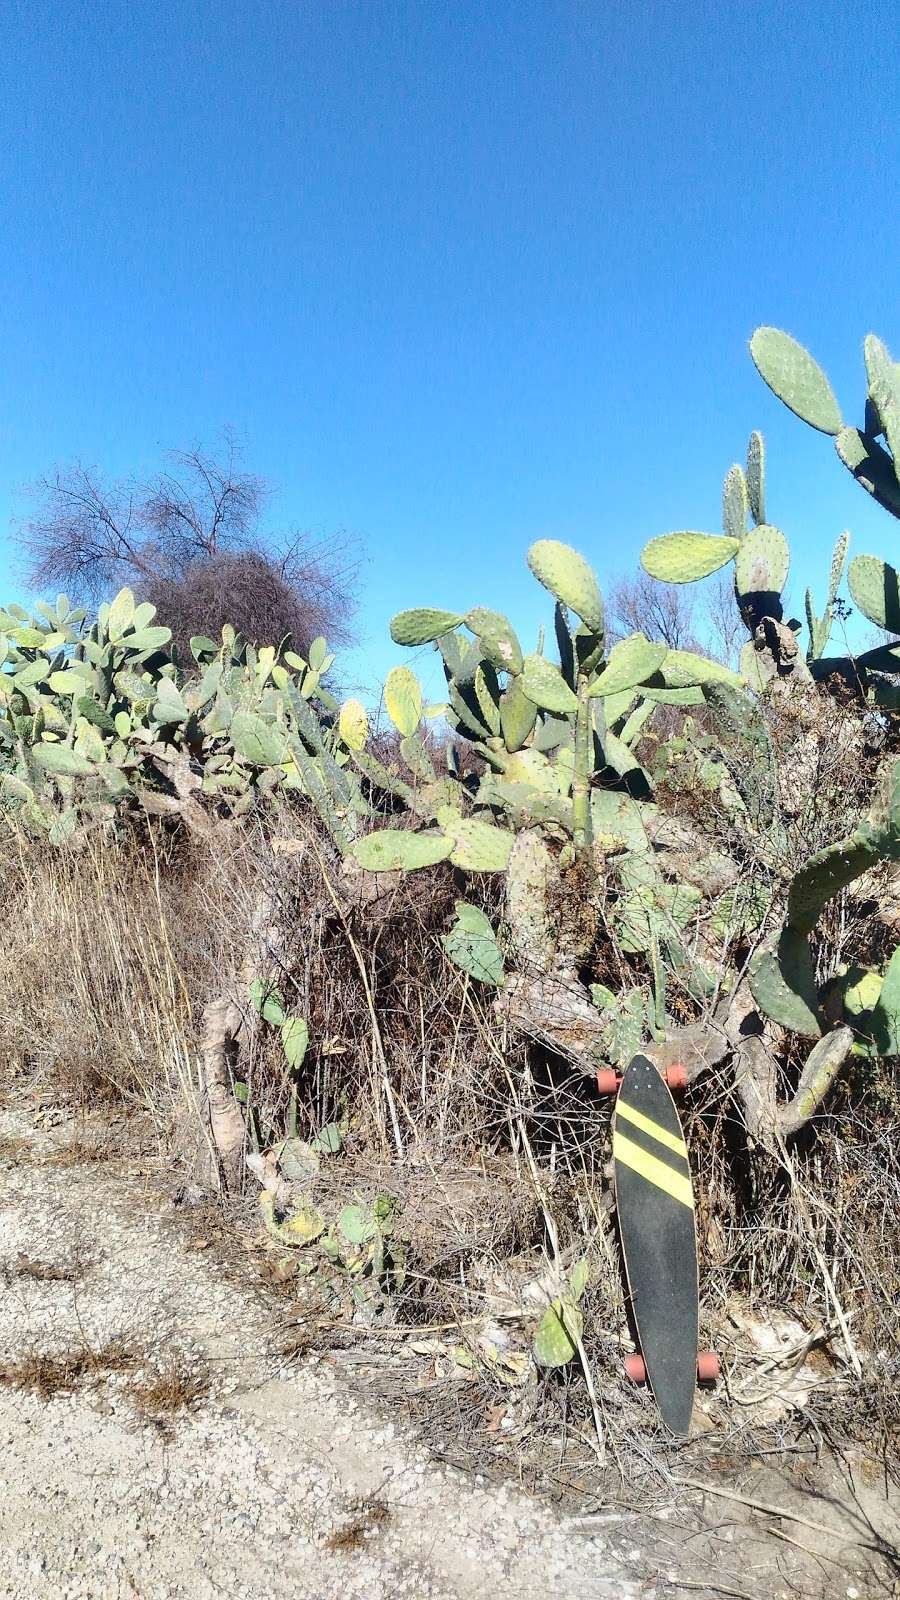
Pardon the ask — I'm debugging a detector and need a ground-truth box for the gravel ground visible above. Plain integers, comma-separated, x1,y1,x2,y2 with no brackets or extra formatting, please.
0,1107,655,1600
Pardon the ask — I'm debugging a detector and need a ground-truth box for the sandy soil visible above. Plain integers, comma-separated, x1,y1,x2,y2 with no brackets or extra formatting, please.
0,1104,647,1600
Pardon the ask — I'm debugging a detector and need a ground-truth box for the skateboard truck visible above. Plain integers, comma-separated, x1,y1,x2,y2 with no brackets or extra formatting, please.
596,1063,688,1095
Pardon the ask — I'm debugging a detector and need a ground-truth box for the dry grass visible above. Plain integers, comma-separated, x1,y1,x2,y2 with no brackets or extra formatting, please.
128,1355,211,1422
325,1497,391,1552
40,1134,121,1168
0,1134,34,1166
2,1252,85,1285
0,1338,138,1400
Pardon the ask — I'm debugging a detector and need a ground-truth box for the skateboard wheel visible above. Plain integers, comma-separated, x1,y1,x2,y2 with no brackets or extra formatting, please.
596,1069,620,1095
697,1350,720,1382
664,1064,688,1091
623,1353,646,1384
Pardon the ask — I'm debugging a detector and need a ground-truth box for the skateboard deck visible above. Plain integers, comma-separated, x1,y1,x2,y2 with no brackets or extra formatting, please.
613,1053,699,1436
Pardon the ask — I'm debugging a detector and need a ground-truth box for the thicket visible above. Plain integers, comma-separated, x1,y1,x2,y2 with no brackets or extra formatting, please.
3,325,900,1487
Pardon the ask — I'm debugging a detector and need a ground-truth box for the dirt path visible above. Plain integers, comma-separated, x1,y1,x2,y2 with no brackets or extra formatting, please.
0,1106,651,1600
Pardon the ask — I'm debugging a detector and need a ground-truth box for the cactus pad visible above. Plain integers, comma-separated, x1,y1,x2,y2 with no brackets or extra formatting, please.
835,428,900,519
520,653,580,715
722,465,749,541
641,531,739,583
750,327,843,435
338,698,368,751
436,808,515,871
734,523,789,600
746,431,766,525
441,901,505,985
390,609,464,646
464,608,524,675
848,554,900,633
871,947,900,1055
385,666,423,736
533,1298,582,1368
749,929,822,1037
499,675,538,751
526,540,604,634
231,709,287,766
657,650,742,690
351,830,454,872
588,633,667,697
864,334,900,474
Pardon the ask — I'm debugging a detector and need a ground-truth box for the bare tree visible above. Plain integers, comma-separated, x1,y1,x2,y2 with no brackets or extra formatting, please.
608,569,742,667
21,435,357,656
607,570,701,651
702,571,744,669
147,548,352,663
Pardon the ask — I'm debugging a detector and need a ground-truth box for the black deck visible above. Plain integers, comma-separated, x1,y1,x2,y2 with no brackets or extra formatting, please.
613,1053,698,1436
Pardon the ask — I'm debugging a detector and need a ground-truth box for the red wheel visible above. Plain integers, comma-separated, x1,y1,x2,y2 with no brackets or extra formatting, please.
697,1350,720,1382
665,1064,688,1091
596,1069,620,1095
624,1353,646,1384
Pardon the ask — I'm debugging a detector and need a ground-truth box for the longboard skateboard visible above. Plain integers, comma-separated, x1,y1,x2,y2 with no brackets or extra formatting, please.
598,1053,718,1435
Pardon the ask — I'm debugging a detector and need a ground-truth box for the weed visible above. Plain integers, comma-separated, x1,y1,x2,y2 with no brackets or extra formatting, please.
326,1497,391,1552
128,1355,211,1421
2,1252,85,1284
0,1338,137,1400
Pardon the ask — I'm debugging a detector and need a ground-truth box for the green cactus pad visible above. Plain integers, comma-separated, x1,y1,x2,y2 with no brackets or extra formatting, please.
31,742,96,776
835,428,900,519
640,684,704,705
248,979,287,1027
389,609,464,646
842,967,883,1017
749,929,822,1037
474,664,502,736
499,675,538,751
231,709,286,766
464,608,524,675
48,668,89,695
734,523,790,600
746,431,766,525
871,947,900,1055
828,530,850,609
750,327,843,435
437,809,515,871
279,1016,309,1070
526,540,604,634
587,633,667,697
152,678,190,726
351,830,454,872
615,881,701,954
520,653,580,715
641,531,739,584
106,587,136,640
190,635,219,661
656,650,742,690
848,554,900,633
125,626,172,654
722,465,749,541
441,901,505,985
864,335,900,473
384,666,423,736
590,789,650,852
533,1297,582,1368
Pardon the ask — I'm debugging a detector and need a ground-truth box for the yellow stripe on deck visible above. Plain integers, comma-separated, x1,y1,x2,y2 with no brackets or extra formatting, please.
613,1131,694,1210
615,1098,688,1158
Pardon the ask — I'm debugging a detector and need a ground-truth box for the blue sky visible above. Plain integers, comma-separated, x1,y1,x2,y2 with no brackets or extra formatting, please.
1,0,898,700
